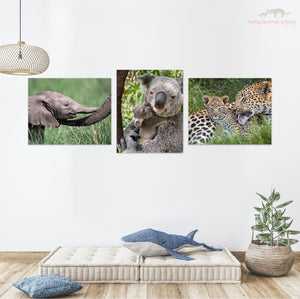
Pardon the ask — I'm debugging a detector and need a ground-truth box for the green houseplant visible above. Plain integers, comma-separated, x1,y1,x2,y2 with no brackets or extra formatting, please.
245,189,300,276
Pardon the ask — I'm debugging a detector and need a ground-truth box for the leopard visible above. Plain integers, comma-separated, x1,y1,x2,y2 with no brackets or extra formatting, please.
234,81,272,126
188,96,237,144
188,109,216,144
203,95,245,135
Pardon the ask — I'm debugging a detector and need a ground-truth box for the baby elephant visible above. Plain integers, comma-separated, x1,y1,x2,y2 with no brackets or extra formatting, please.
28,91,98,144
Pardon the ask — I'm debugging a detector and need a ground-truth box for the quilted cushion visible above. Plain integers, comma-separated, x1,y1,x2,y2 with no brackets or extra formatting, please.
13,274,82,298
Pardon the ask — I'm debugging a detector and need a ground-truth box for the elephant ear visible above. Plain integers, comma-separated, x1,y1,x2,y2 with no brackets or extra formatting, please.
28,96,60,128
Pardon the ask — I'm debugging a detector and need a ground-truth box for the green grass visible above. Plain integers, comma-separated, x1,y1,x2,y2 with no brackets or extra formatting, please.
188,78,272,145
28,78,111,145
207,117,272,144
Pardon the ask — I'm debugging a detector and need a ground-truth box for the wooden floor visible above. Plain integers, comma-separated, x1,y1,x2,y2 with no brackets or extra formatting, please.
0,252,299,298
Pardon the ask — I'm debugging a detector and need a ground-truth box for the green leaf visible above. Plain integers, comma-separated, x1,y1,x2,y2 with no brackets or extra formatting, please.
254,207,262,212
287,230,300,235
265,202,272,211
259,212,265,224
273,225,285,233
279,238,298,245
251,225,267,231
271,188,275,198
281,217,290,221
256,233,272,242
279,208,286,217
257,193,268,201
280,231,286,237
276,200,293,209
273,192,280,201
285,219,294,230
123,88,136,95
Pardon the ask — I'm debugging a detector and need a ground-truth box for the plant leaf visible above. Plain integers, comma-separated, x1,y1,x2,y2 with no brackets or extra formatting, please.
251,225,266,231
274,192,280,201
287,230,300,235
256,233,272,243
276,200,293,209
285,219,294,230
280,238,298,245
254,207,262,212
259,212,265,224
257,193,268,201
273,225,285,233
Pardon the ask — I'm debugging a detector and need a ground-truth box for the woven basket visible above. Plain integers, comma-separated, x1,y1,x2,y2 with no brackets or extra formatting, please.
245,231,295,276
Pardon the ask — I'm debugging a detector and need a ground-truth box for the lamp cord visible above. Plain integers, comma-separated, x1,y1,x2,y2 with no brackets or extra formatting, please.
18,0,22,59
19,0,22,42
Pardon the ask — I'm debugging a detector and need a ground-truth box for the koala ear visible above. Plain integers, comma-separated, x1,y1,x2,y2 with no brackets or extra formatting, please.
137,74,156,89
202,96,210,107
258,81,271,95
176,78,183,93
221,96,229,105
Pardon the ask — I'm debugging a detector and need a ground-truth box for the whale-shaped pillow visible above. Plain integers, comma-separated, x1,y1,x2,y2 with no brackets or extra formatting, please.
121,228,222,260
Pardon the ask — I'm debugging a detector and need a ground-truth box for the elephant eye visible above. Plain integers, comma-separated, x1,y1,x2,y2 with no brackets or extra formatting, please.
170,95,176,99
149,90,154,95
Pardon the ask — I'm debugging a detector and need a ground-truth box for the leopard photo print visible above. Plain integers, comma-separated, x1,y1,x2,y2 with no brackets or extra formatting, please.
188,78,272,145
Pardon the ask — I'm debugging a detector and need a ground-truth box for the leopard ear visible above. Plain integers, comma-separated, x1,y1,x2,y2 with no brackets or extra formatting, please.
258,81,271,95
221,96,229,105
202,96,210,107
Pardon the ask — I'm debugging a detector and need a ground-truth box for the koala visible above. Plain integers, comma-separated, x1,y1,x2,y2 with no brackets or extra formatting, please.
122,73,183,153
133,102,152,128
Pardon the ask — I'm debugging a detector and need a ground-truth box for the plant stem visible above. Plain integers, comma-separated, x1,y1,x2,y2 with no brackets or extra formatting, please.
271,200,274,246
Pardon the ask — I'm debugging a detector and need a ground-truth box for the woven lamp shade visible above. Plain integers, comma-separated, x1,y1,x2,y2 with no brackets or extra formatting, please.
0,41,49,75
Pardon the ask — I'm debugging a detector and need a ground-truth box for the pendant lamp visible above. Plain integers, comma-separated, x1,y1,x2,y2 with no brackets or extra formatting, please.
0,0,49,75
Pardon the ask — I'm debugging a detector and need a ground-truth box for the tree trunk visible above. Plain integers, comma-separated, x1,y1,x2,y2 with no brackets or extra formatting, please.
117,70,129,145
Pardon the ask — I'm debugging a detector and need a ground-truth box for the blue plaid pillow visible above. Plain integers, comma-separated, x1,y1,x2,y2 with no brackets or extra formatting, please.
13,274,83,298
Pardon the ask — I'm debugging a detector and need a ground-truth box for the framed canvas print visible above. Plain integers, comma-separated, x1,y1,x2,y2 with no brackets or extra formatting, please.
28,78,111,145
188,78,272,145
117,70,183,153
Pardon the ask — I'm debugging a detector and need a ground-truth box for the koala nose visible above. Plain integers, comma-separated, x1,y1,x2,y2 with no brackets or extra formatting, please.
155,92,166,109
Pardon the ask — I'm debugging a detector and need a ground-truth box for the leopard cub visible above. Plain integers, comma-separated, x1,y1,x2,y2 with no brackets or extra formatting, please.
203,95,245,135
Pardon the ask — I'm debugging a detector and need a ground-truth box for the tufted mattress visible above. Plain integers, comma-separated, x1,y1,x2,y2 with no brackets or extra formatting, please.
39,247,140,283
140,247,241,283
39,246,241,283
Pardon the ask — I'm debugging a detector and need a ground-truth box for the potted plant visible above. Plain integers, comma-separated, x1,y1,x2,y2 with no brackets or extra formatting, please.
245,189,300,276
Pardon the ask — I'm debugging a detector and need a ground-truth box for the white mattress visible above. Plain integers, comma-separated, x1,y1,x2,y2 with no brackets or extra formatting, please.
39,246,140,283
39,246,241,284
140,247,241,283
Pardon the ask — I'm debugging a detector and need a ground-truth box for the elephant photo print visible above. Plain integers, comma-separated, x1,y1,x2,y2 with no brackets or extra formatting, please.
117,70,183,153
188,78,272,145
28,78,111,145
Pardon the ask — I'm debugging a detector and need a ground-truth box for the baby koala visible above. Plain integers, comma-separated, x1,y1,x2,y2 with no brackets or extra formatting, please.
133,102,152,127
132,102,167,146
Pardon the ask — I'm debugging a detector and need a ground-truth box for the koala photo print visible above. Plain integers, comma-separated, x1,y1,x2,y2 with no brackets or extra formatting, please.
117,70,183,153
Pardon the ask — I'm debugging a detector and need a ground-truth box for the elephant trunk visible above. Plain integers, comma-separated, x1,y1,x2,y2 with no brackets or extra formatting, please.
76,104,99,114
60,95,111,126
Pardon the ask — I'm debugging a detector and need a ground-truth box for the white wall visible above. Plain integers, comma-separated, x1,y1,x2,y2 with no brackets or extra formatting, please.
0,0,299,251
